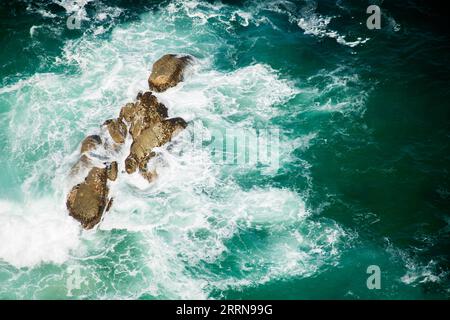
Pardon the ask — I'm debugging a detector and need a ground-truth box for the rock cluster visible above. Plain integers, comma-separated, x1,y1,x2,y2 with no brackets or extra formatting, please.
66,54,191,229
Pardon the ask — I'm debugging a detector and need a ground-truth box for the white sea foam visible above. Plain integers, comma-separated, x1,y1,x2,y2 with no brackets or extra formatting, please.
0,199,80,268
299,66,370,117
29,25,42,38
0,0,353,298
160,0,370,47
54,0,92,21
296,14,369,48
384,239,447,287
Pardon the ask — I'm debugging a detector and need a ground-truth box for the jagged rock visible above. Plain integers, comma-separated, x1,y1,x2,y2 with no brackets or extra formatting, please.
80,135,102,153
119,92,169,139
139,91,158,108
125,117,187,175
151,117,188,145
155,102,169,118
126,128,159,174
119,102,137,123
139,91,169,118
148,54,192,92
107,161,118,181
129,100,163,139
103,118,127,144
66,166,110,229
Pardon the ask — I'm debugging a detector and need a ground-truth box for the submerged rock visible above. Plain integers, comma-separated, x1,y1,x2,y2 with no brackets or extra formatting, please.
66,166,110,229
148,54,192,92
141,169,158,183
70,154,93,176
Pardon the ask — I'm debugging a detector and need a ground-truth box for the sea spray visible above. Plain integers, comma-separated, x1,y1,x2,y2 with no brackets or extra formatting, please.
0,0,447,299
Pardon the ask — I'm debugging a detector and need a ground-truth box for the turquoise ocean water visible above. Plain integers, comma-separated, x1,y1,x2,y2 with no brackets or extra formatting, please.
0,0,449,299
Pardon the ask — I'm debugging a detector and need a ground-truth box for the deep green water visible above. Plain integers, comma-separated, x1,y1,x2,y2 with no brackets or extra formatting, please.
0,0,449,299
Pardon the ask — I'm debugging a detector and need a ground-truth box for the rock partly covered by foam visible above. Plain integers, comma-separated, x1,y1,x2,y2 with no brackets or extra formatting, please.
107,161,118,181
148,54,192,92
70,154,92,176
80,135,102,154
125,118,187,174
122,91,187,176
121,91,166,140
103,118,127,144
66,165,113,229
67,54,190,229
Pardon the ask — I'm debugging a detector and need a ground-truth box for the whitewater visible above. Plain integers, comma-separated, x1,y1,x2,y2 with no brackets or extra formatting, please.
0,0,448,299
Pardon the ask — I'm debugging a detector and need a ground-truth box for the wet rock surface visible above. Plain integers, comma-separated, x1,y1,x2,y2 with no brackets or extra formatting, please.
103,118,127,144
66,55,190,229
66,166,110,230
148,54,192,92
107,161,118,181
80,135,102,154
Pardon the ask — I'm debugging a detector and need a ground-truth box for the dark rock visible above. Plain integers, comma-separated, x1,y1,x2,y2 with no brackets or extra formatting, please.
106,198,114,212
139,91,159,108
156,103,168,118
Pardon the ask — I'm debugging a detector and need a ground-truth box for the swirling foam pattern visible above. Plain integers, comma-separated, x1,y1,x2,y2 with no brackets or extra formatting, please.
0,0,448,299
